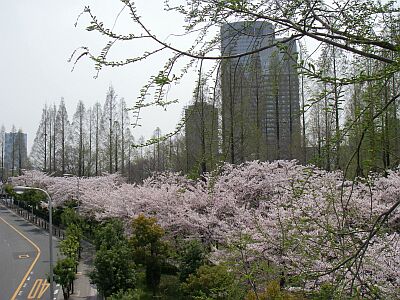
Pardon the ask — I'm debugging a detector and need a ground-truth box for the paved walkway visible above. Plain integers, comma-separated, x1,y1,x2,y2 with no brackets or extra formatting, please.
67,240,98,299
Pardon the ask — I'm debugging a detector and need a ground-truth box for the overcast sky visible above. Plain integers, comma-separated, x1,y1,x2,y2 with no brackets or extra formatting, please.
1,1,320,154
1,1,197,151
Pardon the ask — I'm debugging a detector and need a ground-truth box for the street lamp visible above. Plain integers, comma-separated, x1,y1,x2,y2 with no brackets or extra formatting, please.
13,185,55,299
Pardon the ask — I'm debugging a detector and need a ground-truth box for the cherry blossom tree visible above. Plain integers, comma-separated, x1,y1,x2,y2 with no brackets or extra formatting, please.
10,161,400,297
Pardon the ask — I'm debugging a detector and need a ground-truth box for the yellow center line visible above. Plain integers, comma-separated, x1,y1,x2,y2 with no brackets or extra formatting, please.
0,216,41,300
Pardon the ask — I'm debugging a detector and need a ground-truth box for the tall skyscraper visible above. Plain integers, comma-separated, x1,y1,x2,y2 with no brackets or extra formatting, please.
221,21,301,163
185,102,219,175
4,131,28,177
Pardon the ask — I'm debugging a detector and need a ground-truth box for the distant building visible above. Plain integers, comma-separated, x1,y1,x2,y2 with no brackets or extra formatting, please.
185,102,219,175
4,131,28,177
221,21,301,163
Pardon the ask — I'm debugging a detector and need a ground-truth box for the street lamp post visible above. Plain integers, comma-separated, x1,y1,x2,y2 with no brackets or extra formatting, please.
14,186,54,299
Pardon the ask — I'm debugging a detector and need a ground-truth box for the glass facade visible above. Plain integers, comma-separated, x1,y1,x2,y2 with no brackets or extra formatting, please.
4,132,28,177
221,21,301,162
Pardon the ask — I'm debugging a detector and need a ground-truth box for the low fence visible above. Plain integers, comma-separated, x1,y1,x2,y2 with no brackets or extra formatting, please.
1,198,65,239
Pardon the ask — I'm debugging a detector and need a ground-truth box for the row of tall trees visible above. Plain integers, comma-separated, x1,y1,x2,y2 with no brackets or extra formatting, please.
305,21,400,176
28,56,400,182
70,0,400,180
29,51,400,182
29,1,400,181
29,86,203,181
133,43,400,180
30,86,135,178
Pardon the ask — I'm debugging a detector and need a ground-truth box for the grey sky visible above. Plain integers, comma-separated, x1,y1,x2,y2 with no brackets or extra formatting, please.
1,1,194,151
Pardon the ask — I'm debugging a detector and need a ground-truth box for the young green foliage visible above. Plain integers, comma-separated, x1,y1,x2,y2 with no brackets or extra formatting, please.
53,257,76,300
130,214,167,296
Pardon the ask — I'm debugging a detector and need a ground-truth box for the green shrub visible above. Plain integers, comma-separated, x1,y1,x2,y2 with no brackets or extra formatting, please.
178,239,206,282
90,241,136,298
245,281,306,300
109,289,146,300
182,264,244,300
158,275,183,299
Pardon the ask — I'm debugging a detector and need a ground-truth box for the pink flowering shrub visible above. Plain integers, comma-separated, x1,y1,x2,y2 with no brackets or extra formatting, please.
12,161,400,297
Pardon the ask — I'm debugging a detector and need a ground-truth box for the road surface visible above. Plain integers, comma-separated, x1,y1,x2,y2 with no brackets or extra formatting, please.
0,205,60,300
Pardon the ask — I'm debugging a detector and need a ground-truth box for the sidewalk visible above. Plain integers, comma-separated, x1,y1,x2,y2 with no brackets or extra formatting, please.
67,240,99,300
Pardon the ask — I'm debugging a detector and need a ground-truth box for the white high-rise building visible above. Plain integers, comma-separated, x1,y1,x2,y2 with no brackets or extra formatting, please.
4,131,28,177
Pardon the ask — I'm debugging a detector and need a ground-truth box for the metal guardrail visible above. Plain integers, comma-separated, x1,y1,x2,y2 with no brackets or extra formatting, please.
0,198,65,239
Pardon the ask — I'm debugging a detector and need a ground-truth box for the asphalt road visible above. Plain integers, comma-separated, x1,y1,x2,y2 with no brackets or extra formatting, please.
0,205,60,300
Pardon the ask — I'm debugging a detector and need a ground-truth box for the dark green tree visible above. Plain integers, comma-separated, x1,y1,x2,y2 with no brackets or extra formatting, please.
60,207,82,228
181,264,244,300
109,289,145,300
60,223,82,264
178,239,206,282
90,241,136,298
130,214,167,296
14,189,44,212
93,218,125,250
54,257,76,299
